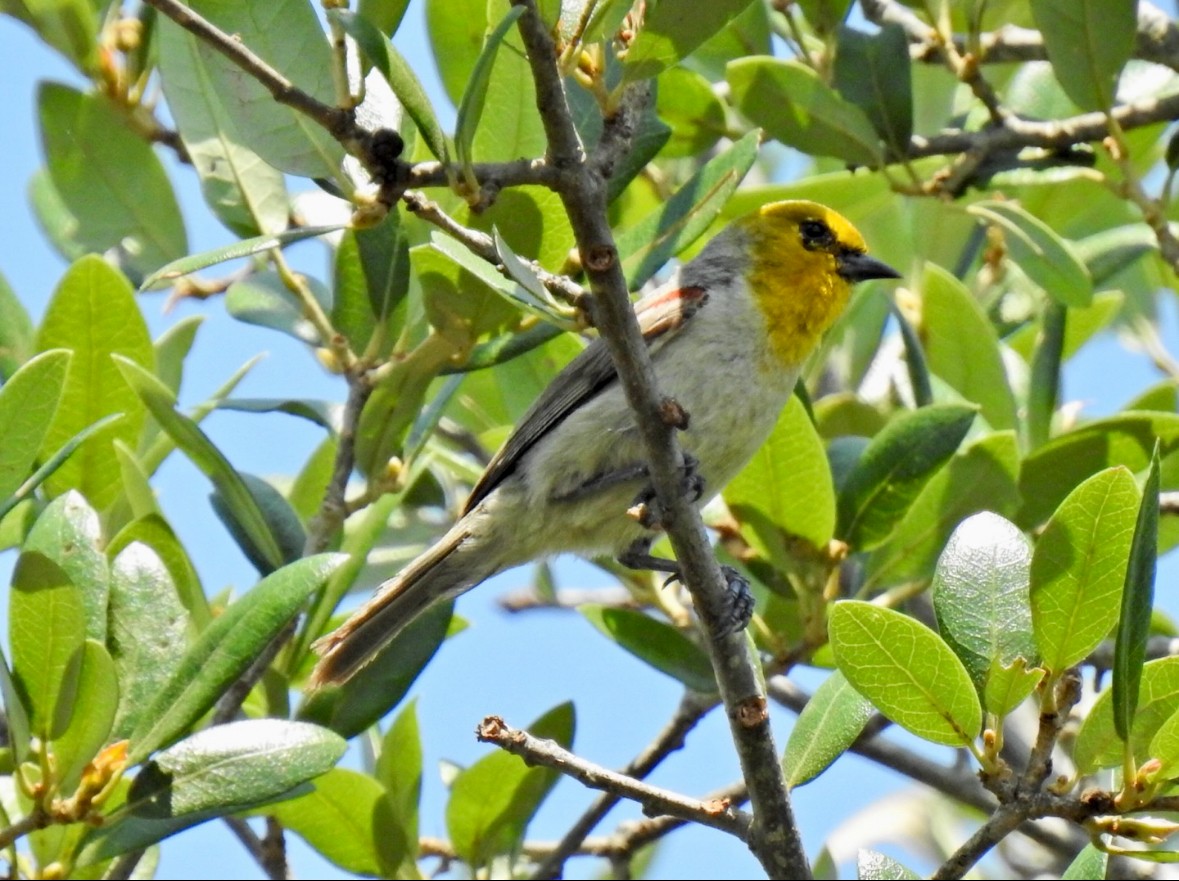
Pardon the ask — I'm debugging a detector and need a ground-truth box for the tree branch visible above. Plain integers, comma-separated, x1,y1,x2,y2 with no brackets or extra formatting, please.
476,716,751,840
507,2,808,876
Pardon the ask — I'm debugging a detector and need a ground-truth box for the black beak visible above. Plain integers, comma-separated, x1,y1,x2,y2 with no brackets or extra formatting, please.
837,250,902,283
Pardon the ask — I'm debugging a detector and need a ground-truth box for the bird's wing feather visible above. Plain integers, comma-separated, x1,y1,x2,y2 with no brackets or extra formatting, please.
462,285,707,513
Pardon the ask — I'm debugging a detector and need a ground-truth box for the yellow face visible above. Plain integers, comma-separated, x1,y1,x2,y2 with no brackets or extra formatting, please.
738,200,874,368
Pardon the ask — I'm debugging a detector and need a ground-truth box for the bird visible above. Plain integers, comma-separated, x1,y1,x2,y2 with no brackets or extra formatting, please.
310,199,900,687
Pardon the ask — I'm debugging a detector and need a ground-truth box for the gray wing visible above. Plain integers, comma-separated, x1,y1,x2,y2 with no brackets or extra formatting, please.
462,285,707,514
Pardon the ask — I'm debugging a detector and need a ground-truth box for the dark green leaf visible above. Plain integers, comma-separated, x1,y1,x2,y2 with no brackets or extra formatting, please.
1030,467,1138,673
298,601,453,739
727,58,881,166
783,671,874,788
1027,301,1066,449
210,472,307,573
1031,0,1136,111
215,398,342,434
375,701,422,876
38,84,186,278
833,25,912,157
581,605,716,693
140,225,345,291
0,645,32,764
0,349,70,502
107,542,190,740
836,405,976,551
36,255,153,509
128,554,344,762
615,130,759,288
447,702,575,869
1113,444,1160,740
931,512,1036,708
830,601,981,747
114,356,287,573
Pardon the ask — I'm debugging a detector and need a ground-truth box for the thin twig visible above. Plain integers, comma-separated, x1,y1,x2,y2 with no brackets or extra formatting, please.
508,2,809,876
530,692,713,879
477,716,751,840
931,804,1027,881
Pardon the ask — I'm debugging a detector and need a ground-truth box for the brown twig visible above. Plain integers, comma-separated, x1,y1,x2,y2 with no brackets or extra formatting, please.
476,716,751,840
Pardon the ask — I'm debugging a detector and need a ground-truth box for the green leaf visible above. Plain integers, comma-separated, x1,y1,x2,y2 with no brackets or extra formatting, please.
783,671,874,788
38,84,187,278
114,356,287,573
23,491,108,644
654,66,727,158
919,264,1016,430
298,601,453,739
0,270,34,379
454,5,527,173
153,315,204,397
333,10,450,163
581,605,716,693
624,0,757,81
140,225,345,291
267,768,394,876
1030,467,1138,673
107,513,209,629
727,57,882,166
1018,412,1179,528
615,130,759,289
107,542,190,741
2,0,97,71
932,512,1036,707
857,849,921,880
865,431,1020,589
36,255,153,509
333,210,412,353
79,720,345,865
1113,444,1160,741
447,702,575,870
833,25,912,158
171,0,343,178
726,394,835,560
224,270,332,345
829,601,982,747
1031,0,1137,111
375,701,422,876
157,16,289,237
1074,657,1179,773
1027,301,1066,449
983,657,1045,718
0,645,32,765
0,349,71,502
968,201,1092,306
210,472,307,572
50,639,118,793
1061,843,1108,880
9,550,84,739
836,405,976,551
1149,704,1179,779
127,554,344,763
425,0,485,106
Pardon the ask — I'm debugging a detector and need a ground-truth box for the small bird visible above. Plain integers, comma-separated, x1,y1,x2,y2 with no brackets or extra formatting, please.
311,200,900,686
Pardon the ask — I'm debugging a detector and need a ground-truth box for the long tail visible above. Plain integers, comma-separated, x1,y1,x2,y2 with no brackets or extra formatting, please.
309,523,498,687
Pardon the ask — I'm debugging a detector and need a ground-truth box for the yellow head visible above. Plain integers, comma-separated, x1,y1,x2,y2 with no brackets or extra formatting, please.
738,200,899,367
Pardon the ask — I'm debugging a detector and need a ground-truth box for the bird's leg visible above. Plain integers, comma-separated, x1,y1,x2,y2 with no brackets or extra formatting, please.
627,453,704,530
551,462,651,502
618,536,754,636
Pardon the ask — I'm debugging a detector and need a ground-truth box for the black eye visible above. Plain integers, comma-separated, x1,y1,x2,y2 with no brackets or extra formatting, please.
800,219,834,250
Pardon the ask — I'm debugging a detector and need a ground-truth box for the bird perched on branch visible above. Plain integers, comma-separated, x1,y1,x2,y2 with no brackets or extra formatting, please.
311,199,900,686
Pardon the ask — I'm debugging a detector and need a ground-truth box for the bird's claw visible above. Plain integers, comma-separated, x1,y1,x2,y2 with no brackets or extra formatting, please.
629,454,703,530
661,565,754,636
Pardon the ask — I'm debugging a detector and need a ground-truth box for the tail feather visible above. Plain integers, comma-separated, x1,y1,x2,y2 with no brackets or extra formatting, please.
309,524,495,687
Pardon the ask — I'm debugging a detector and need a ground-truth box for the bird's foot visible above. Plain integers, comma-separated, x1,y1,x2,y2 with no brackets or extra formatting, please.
627,454,703,530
